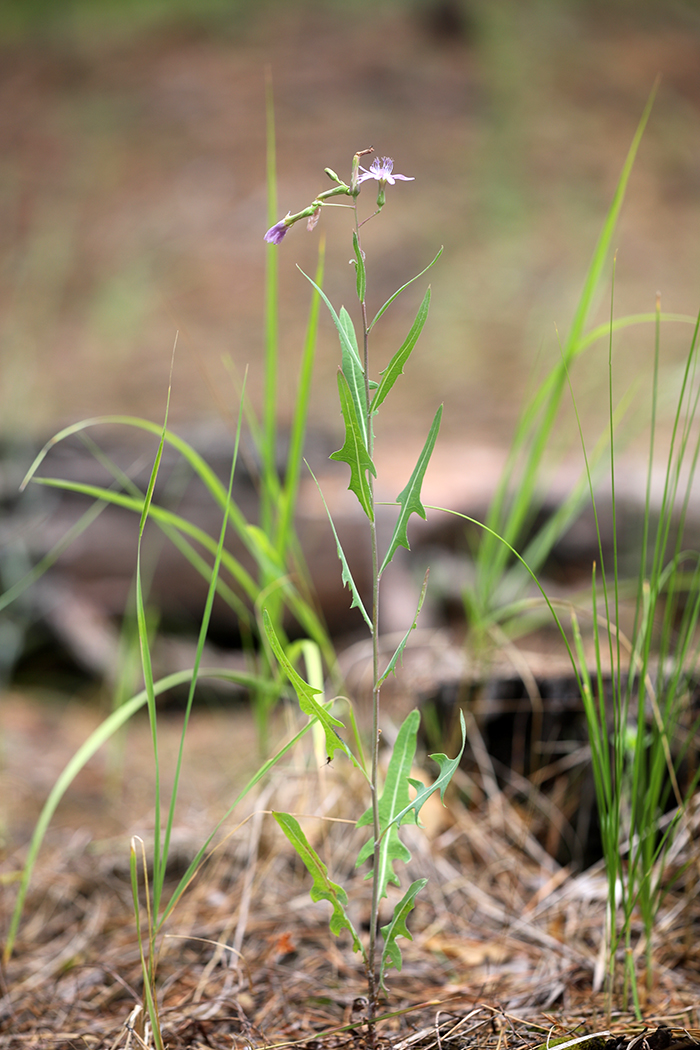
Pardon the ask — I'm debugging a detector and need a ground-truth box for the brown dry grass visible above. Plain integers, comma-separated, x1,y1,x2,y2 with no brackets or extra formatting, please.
1,694,700,1049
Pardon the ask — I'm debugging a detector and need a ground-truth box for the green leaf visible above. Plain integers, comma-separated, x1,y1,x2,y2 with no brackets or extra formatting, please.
273,812,365,958
380,405,442,574
306,462,372,630
330,368,377,520
356,710,420,901
338,306,368,446
379,878,427,991
368,246,443,332
387,710,466,831
298,266,364,376
372,287,431,415
262,609,349,761
378,570,429,686
353,230,366,303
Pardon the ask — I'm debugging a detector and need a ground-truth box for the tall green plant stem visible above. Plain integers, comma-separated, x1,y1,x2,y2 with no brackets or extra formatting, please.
352,199,382,1028
262,69,278,542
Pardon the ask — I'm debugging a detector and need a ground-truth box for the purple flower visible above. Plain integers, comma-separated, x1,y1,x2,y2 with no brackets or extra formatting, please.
264,218,290,244
356,156,414,186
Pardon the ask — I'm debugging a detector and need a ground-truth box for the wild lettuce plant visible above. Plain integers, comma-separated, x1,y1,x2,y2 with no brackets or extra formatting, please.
264,151,465,1032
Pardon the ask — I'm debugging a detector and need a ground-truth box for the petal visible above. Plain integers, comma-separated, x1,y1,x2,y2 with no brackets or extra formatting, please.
264,221,288,244
391,174,414,181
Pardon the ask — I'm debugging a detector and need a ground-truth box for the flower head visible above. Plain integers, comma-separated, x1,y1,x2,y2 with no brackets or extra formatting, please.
264,215,292,244
356,156,414,186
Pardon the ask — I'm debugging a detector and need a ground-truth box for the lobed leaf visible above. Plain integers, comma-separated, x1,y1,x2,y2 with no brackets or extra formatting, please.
387,710,466,831
379,878,428,991
372,287,431,415
262,609,349,761
330,368,377,520
273,812,365,958
380,405,442,574
356,710,420,901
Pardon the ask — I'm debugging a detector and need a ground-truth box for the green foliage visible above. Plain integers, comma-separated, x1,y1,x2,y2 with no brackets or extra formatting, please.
330,368,377,519
379,878,427,991
372,287,431,415
469,85,659,636
380,404,443,573
356,710,420,899
266,152,459,1027
307,462,373,630
338,306,369,446
378,569,429,686
262,609,352,763
573,290,700,1011
352,230,366,303
273,812,365,958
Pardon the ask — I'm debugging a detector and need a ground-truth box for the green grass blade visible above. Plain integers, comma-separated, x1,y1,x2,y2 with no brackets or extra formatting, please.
477,86,657,605
137,365,175,914
159,704,334,926
277,236,325,559
161,378,246,897
0,498,106,613
261,67,279,540
26,476,262,602
3,666,270,962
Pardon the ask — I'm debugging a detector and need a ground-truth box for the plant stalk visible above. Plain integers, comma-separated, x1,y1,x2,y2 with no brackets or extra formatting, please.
354,199,382,1037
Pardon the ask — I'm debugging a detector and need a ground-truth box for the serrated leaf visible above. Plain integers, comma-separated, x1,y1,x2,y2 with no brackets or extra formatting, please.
378,570,429,686
338,306,368,445
380,405,442,574
262,609,349,760
379,878,427,991
356,710,420,901
330,368,376,520
387,710,466,831
306,461,372,630
372,287,431,415
353,230,366,302
274,812,365,958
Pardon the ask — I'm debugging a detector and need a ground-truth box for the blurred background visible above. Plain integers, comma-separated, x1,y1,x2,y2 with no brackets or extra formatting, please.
1,0,700,689
1,0,699,453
